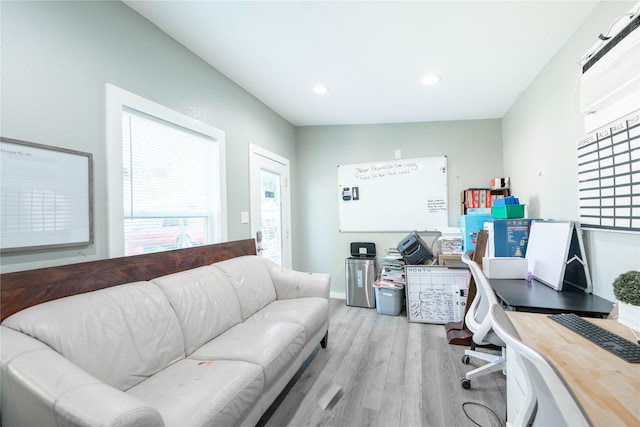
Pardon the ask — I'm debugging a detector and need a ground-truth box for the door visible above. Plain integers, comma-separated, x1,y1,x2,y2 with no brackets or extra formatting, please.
249,144,291,268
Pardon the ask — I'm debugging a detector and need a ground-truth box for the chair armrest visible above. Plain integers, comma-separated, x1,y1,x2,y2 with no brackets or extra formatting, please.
265,261,331,300
1,326,164,427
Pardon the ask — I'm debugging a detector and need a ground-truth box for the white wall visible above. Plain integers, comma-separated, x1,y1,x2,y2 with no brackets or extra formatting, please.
502,1,640,301
0,1,295,272
295,120,503,296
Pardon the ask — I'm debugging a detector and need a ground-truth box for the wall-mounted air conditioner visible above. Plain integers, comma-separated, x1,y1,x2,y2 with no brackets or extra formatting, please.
579,8,640,131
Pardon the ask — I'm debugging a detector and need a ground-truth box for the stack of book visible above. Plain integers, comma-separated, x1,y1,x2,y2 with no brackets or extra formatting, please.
464,189,507,210
376,248,405,288
464,189,493,209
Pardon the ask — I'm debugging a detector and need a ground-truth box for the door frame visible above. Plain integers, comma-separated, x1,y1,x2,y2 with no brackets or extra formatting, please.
249,144,292,268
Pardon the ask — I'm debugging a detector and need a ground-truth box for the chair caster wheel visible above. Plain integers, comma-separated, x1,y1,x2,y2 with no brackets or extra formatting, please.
461,355,470,364
461,378,471,389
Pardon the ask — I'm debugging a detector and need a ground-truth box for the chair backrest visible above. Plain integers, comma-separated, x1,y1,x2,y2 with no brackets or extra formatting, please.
489,304,592,427
462,230,489,320
461,253,501,346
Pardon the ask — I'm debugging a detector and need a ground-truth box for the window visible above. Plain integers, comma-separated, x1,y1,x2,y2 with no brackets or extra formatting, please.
106,85,226,257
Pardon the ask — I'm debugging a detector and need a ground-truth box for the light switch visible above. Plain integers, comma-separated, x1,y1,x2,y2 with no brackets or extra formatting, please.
241,211,249,224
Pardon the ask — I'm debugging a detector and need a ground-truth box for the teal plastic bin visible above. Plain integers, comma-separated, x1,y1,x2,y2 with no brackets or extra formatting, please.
491,204,525,219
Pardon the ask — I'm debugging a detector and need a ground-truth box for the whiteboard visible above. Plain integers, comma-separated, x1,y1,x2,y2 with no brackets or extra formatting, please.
405,266,470,324
0,137,93,251
577,109,640,233
337,156,447,232
525,221,573,290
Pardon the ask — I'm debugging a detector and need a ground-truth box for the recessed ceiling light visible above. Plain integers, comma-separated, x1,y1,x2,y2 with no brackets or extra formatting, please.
421,75,441,85
313,85,329,95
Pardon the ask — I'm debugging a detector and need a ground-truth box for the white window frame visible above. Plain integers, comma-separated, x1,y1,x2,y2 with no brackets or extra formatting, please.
105,84,227,257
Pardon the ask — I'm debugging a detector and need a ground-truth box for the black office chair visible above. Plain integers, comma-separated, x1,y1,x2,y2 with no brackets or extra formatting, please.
459,253,505,389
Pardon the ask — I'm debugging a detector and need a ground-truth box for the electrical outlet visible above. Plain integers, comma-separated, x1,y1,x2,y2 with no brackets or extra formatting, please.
240,211,249,224
395,149,401,159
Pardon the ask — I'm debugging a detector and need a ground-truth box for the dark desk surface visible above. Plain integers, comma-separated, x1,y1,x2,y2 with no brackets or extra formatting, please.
488,278,613,317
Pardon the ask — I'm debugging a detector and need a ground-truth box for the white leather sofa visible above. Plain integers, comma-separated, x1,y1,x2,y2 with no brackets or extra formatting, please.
0,255,330,427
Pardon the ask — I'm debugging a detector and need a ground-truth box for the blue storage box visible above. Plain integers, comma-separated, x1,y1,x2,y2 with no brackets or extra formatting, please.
492,196,519,206
493,219,534,257
460,214,493,252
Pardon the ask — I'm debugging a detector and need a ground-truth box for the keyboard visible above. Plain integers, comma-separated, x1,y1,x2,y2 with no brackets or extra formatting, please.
548,313,640,363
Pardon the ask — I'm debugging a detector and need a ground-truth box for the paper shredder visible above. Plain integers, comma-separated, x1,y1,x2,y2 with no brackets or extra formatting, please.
397,231,433,265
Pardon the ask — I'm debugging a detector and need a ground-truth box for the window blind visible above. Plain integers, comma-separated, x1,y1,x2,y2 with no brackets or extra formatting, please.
121,108,221,255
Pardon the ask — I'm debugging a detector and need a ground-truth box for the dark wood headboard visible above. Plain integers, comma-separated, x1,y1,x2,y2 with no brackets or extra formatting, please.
0,238,256,322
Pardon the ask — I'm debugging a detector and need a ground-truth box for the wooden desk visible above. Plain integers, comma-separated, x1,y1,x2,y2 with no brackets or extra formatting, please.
508,312,640,426
489,278,613,317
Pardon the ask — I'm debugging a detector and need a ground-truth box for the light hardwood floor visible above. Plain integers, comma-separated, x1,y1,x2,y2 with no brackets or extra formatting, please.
258,299,506,427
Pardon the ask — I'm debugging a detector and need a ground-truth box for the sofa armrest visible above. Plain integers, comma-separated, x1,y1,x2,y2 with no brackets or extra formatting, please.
1,326,164,427
265,261,331,300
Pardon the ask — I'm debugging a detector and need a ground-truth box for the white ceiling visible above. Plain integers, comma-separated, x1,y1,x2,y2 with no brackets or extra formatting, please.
123,0,600,126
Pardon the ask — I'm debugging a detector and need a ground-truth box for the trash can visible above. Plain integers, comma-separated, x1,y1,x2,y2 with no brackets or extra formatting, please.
345,257,377,308
374,284,404,316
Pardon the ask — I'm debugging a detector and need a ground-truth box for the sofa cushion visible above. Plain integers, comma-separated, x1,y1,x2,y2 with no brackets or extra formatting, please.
265,260,331,300
127,358,263,427
190,321,305,388
2,281,185,391
246,297,329,343
213,256,277,320
152,265,242,355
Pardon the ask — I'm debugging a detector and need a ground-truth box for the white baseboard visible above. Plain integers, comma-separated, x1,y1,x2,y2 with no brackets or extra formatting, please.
330,291,346,300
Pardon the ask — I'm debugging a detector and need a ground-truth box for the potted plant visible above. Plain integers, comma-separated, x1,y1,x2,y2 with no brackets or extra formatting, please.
612,270,640,331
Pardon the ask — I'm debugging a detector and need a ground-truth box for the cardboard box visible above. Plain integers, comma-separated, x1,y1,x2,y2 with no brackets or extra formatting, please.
438,236,464,255
482,257,528,279
490,177,510,189
493,219,534,257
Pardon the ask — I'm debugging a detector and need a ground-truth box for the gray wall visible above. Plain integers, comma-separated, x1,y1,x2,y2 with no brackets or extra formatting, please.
294,120,503,296
0,0,296,272
503,0,640,301
2,1,637,303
